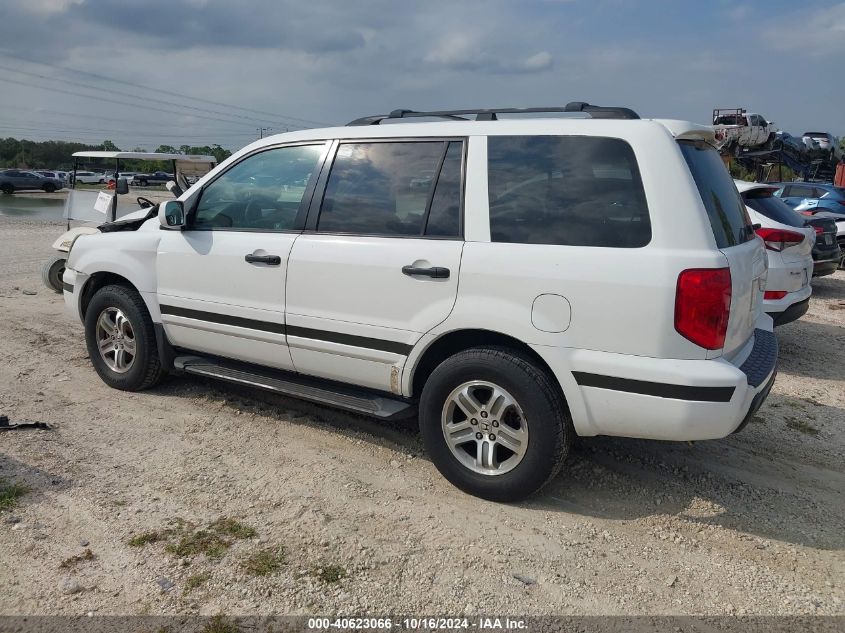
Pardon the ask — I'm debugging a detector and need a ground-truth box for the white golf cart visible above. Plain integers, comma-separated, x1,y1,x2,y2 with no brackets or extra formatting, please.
42,151,216,292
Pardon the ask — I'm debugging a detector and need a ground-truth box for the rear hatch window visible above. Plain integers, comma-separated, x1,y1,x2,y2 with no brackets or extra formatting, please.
679,140,755,248
742,189,805,227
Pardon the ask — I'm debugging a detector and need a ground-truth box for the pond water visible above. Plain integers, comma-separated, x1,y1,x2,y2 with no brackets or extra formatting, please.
0,194,144,222
0,195,66,220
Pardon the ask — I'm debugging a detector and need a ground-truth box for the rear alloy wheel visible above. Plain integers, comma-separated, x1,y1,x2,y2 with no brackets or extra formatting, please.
84,284,166,391
419,347,572,502
43,183,56,193
441,380,529,476
41,255,66,293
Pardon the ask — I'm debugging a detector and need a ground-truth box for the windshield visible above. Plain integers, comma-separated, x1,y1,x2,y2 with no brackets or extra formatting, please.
820,187,845,200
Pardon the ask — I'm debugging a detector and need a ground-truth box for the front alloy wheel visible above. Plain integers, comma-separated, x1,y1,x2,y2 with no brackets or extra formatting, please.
442,381,528,476
84,284,166,391
95,307,137,373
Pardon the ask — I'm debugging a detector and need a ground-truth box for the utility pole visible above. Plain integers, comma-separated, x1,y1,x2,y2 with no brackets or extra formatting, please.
256,127,272,139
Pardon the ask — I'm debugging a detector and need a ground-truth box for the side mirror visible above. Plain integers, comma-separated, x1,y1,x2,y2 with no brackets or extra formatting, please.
159,200,185,229
115,178,130,195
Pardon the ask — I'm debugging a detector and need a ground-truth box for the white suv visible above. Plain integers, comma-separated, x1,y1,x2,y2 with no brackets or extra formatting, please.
735,180,814,326
62,104,777,501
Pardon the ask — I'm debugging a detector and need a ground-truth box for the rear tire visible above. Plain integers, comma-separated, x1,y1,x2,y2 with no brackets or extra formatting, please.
43,183,56,193
1,184,13,194
41,255,66,293
419,347,572,502
139,179,148,187
84,284,166,391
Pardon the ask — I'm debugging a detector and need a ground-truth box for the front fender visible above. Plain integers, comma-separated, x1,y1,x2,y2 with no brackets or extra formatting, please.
52,227,100,252
67,230,162,295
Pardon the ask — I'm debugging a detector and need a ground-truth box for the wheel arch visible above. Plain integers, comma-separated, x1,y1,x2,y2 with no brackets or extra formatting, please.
79,271,141,320
408,328,566,402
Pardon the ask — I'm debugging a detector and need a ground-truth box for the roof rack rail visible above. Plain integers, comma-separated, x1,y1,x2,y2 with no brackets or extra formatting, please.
346,102,640,126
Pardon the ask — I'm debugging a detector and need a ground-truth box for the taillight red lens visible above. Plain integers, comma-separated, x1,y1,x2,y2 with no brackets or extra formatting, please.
764,290,788,300
755,227,806,251
799,210,814,216
813,225,824,235
675,268,732,350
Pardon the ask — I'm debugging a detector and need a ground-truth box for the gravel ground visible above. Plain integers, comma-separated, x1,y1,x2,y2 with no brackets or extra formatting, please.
0,215,842,616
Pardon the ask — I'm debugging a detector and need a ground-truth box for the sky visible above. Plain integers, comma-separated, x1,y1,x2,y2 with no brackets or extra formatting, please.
0,0,843,152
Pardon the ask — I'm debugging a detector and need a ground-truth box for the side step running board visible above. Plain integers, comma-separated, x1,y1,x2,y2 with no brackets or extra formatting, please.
174,355,415,421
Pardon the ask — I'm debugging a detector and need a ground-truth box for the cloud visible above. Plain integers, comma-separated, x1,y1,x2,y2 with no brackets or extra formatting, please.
0,0,842,150
424,32,553,74
763,2,845,55
21,0,83,14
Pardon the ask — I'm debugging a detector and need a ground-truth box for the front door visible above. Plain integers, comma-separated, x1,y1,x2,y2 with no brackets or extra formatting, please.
285,139,465,392
156,142,328,370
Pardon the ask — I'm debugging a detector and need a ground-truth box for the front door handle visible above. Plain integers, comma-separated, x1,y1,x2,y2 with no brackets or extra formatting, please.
245,253,281,265
402,265,450,279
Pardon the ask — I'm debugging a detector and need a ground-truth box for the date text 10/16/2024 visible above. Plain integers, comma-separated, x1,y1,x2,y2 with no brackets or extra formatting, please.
307,617,528,630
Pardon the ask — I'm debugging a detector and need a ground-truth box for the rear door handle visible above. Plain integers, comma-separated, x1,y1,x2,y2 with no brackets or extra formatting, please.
402,265,450,279
245,253,281,265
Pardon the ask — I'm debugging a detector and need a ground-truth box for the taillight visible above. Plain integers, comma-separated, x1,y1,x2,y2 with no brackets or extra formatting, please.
799,210,814,216
675,268,732,350
755,227,805,251
764,290,788,300
813,225,824,235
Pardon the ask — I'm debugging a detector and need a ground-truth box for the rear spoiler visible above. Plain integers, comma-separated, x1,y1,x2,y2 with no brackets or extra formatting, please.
655,120,717,144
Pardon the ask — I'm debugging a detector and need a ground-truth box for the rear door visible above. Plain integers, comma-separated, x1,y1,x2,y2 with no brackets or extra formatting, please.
679,141,766,357
156,142,328,370
285,138,465,392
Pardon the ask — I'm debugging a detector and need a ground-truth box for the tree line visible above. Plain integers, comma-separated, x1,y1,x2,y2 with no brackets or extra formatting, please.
0,138,233,172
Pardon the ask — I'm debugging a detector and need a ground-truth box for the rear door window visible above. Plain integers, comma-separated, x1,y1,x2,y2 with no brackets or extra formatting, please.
679,140,753,248
742,190,805,227
486,135,650,247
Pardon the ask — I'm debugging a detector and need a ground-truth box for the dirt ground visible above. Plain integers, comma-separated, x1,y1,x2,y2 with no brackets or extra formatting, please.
0,215,842,616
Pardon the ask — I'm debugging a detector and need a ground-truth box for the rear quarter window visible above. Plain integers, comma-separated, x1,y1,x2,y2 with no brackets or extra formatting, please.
487,135,650,248
679,140,753,248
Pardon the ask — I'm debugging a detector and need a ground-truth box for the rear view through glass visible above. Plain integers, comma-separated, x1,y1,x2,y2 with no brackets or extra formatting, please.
487,136,650,248
679,140,753,248
742,189,805,227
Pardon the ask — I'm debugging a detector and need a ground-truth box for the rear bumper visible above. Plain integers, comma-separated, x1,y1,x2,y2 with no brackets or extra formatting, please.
767,297,810,327
536,328,778,441
813,257,839,277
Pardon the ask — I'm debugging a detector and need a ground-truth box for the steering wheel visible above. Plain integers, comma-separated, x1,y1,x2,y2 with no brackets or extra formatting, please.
137,196,156,209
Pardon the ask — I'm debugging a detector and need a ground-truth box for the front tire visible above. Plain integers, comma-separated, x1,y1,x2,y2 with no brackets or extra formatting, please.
84,285,166,391
41,255,66,293
1,184,13,194
419,347,572,502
